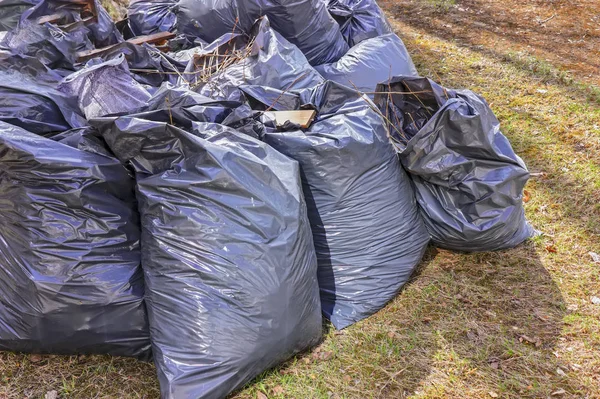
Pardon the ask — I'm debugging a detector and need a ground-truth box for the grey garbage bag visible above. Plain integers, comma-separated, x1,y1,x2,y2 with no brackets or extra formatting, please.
91,117,322,399
22,0,122,48
0,121,150,358
0,54,86,135
261,82,430,330
315,33,418,97
127,0,178,36
327,0,393,46
58,55,152,119
374,76,534,252
1,19,93,70
176,0,348,65
189,18,324,101
0,0,37,31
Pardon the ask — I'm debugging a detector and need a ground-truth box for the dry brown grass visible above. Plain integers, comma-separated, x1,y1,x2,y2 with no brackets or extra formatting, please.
1,1,598,398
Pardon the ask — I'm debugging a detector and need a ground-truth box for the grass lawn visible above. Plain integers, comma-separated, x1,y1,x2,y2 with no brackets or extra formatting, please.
1,1,599,398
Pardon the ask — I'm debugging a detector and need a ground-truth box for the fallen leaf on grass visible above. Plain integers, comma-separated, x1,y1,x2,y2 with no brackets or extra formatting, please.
44,392,57,399
320,351,334,361
272,386,284,395
523,190,531,203
343,375,352,383
591,296,600,305
488,392,499,398
589,252,600,263
551,389,566,396
545,245,558,253
556,367,567,376
29,354,42,363
257,392,268,399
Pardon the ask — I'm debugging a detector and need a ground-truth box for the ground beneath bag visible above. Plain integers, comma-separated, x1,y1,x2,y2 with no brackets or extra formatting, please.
0,122,150,358
261,82,430,330
375,76,535,252
91,116,322,399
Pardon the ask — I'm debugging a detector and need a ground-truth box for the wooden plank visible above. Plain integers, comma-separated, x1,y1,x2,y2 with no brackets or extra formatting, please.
128,32,177,46
266,110,317,129
37,13,66,24
75,31,176,63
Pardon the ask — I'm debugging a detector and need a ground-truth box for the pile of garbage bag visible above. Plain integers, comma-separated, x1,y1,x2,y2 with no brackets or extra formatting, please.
0,0,534,397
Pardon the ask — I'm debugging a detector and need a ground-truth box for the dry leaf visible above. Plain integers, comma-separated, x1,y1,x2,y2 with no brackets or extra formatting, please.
523,190,531,203
320,351,334,361
343,375,352,383
556,367,566,376
272,386,284,395
387,332,395,339
488,392,499,398
302,357,311,365
29,354,42,363
44,392,57,399
590,296,600,305
545,245,558,253
551,389,566,396
589,252,600,263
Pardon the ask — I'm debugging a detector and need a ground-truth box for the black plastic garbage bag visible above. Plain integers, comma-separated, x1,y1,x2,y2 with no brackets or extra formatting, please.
0,121,150,358
22,0,122,48
1,19,92,71
59,55,152,119
176,0,348,65
375,76,534,252
315,33,418,97
261,82,430,330
0,54,86,134
327,0,392,47
189,18,324,101
127,0,177,36
0,0,37,31
91,117,322,399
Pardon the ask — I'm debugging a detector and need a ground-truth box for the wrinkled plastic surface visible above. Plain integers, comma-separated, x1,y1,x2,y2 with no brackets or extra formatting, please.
315,34,418,96
192,18,324,101
59,55,151,119
1,19,92,70
262,82,430,329
22,0,122,48
0,54,86,134
91,116,322,399
0,121,150,358
0,0,37,31
375,76,534,252
328,0,392,46
176,0,348,65
127,0,177,36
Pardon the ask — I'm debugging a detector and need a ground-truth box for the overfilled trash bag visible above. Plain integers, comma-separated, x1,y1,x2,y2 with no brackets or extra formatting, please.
374,76,534,252
1,19,92,71
189,18,324,101
0,54,86,134
0,0,37,31
91,117,322,399
261,82,430,330
127,0,178,36
315,34,418,97
176,0,348,65
21,0,122,48
327,0,393,47
59,55,152,119
0,121,151,358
